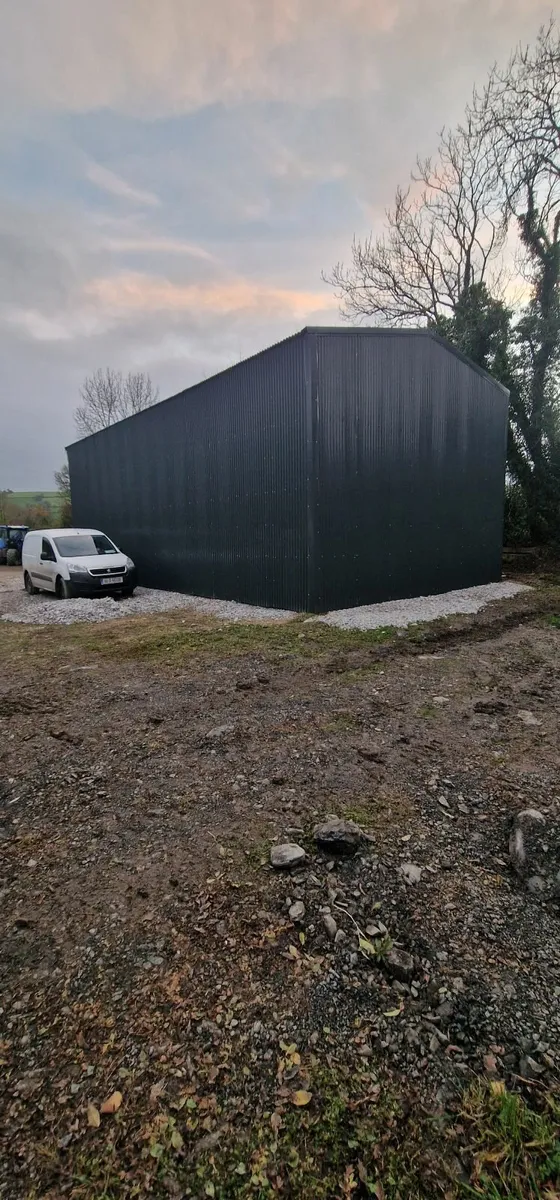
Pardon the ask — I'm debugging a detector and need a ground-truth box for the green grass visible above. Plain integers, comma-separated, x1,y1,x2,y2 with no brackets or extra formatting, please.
459,1083,560,1198
4,490,63,520
62,1073,560,1200
66,613,396,665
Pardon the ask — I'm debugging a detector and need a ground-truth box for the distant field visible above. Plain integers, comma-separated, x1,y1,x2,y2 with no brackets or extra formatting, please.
7,491,63,520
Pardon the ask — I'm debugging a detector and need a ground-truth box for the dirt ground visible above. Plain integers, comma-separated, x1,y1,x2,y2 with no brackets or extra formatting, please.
1,576,559,1198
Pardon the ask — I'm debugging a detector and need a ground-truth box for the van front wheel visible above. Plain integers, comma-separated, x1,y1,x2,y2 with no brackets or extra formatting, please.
24,572,38,596
56,577,73,600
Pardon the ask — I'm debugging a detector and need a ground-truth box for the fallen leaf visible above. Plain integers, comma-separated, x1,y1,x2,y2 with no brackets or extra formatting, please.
270,1110,283,1134
87,1103,100,1128
490,1080,505,1096
358,937,377,957
383,1007,403,1018
171,1129,184,1150
150,1080,165,1105
100,1090,122,1115
291,1090,312,1107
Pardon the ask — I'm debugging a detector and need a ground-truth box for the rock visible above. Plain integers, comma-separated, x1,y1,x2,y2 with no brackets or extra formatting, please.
474,698,508,714
334,928,347,946
517,710,542,727
205,723,236,741
509,808,546,878
432,696,450,705
356,744,386,764
400,862,422,885
13,916,33,929
314,817,362,855
519,1055,544,1080
322,914,338,940
270,844,306,870
526,875,546,894
437,796,450,809
384,948,415,982
289,901,306,922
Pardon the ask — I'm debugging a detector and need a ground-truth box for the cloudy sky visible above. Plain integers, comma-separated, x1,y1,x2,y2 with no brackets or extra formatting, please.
0,0,557,488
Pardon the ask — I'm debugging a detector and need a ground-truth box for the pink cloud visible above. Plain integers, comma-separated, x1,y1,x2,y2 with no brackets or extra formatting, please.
85,271,337,320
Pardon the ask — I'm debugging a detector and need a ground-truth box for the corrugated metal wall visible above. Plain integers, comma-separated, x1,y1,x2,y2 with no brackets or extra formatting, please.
68,327,508,614
68,332,310,610
308,329,508,611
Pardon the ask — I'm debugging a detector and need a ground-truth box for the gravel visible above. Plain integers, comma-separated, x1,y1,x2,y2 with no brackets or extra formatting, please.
1,578,530,628
1,586,297,626
315,581,530,630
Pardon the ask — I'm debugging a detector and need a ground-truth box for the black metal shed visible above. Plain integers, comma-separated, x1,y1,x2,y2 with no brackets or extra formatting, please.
67,327,508,613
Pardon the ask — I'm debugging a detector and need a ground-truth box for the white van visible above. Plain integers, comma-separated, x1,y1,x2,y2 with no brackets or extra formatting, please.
22,528,137,600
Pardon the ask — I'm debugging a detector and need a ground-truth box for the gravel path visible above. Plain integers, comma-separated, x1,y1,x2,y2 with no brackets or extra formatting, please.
316,581,530,629
0,586,296,625
1,577,529,627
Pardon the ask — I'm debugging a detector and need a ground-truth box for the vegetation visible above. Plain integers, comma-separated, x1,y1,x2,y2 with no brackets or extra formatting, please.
74,367,159,437
326,21,560,546
54,460,73,526
0,488,61,529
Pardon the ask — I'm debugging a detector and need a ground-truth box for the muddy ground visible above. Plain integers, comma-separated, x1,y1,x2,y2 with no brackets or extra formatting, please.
0,576,559,1198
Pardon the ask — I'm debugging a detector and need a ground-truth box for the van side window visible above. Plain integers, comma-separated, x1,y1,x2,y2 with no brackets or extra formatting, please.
41,538,56,562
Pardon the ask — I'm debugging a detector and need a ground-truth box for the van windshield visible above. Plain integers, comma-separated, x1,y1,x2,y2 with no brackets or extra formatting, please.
53,534,118,557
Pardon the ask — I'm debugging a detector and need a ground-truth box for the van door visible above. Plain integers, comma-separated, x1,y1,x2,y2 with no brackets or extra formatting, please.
37,536,57,592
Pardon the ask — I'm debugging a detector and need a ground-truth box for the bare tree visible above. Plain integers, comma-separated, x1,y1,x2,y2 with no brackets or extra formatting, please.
325,116,506,325
74,368,159,437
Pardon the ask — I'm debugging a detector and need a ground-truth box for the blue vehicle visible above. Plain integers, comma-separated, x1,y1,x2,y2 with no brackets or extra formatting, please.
0,525,29,566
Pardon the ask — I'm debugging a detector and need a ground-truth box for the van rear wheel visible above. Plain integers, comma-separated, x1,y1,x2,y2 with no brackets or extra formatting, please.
24,572,38,596
56,576,73,600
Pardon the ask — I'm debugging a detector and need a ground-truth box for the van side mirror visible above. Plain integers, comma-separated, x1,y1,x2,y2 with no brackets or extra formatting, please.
40,552,48,561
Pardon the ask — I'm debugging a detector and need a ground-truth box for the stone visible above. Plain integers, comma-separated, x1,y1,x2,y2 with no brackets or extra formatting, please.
289,901,306,922
270,844,307,870
356,744,386,764
314,817,362,855
334,928,347,946
517,710,542,727
384,948,415,983
400,862,422,885
520,1055,544,1080
509,809,546,878
474,698,508,714
322,914,338,940
526,875,546,894
205,723,236,741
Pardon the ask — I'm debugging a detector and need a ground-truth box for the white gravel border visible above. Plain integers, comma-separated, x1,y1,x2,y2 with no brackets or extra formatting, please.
1,586,296,626
1,579,530,629
315,581,530,630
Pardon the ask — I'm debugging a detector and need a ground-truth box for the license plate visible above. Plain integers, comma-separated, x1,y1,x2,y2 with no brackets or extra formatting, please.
102,576,123,585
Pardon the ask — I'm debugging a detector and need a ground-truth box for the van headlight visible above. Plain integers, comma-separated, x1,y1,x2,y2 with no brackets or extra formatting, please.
126,557,135,569
69,563,89,574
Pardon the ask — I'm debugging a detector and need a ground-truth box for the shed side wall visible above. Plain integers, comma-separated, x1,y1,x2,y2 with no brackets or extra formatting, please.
310,331,508,611
68,335,309,611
